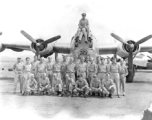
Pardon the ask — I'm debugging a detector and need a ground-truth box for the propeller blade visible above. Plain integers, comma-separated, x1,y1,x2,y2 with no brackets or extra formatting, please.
0,32,2,35
20,30,36,43
36,46,40,59
42,35,61,45
135,34,152,45
110,33,128,44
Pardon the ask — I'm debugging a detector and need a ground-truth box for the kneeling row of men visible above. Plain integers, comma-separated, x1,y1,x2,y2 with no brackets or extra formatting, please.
24,72,115,98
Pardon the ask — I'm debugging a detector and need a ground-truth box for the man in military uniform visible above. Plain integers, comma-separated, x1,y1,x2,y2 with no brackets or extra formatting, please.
87,57,97,86
52,57,62,83
35,57,47,90
119,59,128,96
61,55,67,86
85,55,90,64
77,13,91,43
73,74,89,98
31,55,39,76
65,74,75,97
108,57,121,98
52,74,63,97
97,57,108,83
26,74,37,95
13,57,24,94
90,74,102,97
77,56,87,79
106,57,111,65
22,57,32,95
102,73,116,98
46,56,53,88
65,57,76,82
39,73,50,95
96,56,101,64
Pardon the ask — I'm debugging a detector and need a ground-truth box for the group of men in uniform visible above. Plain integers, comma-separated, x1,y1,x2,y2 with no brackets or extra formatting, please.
13,54,128,98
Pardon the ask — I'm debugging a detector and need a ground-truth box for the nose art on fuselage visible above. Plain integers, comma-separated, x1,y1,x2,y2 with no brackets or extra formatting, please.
71,36,96,59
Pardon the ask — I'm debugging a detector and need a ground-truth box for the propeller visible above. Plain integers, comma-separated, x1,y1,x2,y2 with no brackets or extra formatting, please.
111,33,152,51
110,33,128,44
135,34,152,46
111,33,152,82
20,30,61,58
42,36,61,46
20,30,36,43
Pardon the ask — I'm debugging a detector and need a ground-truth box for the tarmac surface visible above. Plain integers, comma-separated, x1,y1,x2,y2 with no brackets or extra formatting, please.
0,71,152,120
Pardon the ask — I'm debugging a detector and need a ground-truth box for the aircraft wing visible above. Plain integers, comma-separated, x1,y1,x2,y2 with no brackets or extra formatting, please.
2,43,31,51
98,45,117,54
98,45,152,55
140,46,152,52
53,43,71,54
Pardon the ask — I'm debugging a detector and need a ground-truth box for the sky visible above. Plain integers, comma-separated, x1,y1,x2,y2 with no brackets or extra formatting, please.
1,0,152,58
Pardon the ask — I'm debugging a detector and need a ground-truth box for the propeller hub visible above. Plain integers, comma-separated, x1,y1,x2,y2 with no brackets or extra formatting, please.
124,40,139,52
31,39,46,51
36,43,41,46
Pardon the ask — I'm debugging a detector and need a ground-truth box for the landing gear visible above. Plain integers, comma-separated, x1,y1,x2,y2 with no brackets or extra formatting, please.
126,65,135,83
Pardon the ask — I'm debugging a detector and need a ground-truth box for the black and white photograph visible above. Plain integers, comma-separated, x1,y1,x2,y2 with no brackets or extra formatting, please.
0,0,152,120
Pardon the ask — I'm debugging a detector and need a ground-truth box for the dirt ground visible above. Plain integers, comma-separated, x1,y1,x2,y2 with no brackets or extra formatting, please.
0,71,152,120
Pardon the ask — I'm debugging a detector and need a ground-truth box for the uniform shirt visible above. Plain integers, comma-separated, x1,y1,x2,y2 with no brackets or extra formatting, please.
13,62,24,74
40,77,50,87
103,79,115,90
120,64,128,75
90,79,101,89
79,18,89,28
46,62,53,71
77,62,87,73
65,63,76,73
31,61,39,71
36,63,47,73
97,63,107,73
75,79,88,89
88,62,97,72
108,63,121,73
23,63,32,73
61,61,67,73
53,78,63,87
27,78,37,89
52,62,61,72
67,77,75,85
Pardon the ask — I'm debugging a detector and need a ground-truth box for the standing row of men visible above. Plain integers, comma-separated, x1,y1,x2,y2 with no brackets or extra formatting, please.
13,55,128,98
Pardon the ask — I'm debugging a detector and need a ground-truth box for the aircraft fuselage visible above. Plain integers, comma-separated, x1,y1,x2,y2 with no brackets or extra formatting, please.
70,36,98,61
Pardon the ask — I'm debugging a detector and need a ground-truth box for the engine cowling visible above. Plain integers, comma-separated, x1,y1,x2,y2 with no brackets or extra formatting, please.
0,43,5,52
30,41,54,57
117,40,140,58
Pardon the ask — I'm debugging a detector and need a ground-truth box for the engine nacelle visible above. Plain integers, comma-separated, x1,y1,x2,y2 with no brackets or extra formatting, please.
0,43,5,52
30,42,54,57
117,40,140,58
